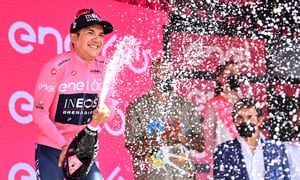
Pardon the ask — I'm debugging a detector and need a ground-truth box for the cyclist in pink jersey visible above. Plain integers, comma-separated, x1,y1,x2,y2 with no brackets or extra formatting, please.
32,8,113,180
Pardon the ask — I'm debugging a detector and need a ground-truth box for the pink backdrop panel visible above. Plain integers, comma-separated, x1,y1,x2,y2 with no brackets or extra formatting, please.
170,32,266,76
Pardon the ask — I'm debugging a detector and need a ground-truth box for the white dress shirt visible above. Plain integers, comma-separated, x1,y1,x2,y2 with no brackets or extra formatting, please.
237,135,265,180
284,141,300,180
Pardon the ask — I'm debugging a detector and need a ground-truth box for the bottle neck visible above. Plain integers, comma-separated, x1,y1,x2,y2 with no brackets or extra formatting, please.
87,119,100,131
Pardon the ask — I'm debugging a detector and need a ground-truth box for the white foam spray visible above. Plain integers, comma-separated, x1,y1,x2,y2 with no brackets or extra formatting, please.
98,35,141,109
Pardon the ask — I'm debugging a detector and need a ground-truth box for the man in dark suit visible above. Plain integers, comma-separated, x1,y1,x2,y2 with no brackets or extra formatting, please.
213,97,291,180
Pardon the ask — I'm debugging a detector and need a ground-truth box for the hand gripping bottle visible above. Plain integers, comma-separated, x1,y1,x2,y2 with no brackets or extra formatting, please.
62,123,99,180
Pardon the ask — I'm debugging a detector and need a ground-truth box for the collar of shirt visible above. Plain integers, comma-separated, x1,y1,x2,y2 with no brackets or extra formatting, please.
237,135,263,154
237,134,265,180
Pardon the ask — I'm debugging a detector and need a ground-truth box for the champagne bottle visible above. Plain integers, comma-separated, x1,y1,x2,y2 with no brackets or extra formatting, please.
62,124,99,180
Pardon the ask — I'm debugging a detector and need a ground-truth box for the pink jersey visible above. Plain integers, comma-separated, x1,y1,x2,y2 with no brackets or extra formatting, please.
32,51,110,150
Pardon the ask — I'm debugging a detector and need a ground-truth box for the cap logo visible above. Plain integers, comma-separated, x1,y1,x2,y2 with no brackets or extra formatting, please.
85,13,101,22
72,22,77,30
70,9,113,34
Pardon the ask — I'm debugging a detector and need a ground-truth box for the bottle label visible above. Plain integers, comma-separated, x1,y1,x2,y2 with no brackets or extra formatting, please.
68,155,83,175
84,127,98,136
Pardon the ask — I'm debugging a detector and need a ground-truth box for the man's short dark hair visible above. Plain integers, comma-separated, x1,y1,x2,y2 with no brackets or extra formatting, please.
232,97,263,121
215,61,237,77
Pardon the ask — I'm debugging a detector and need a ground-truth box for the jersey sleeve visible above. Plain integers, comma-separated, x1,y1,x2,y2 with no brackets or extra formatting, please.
32,61,68,148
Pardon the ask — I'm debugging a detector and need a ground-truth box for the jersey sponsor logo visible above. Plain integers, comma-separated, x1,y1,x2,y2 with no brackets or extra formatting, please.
55,93,98,125
38,83,56,93
57,58,71,67
35,101,44,110
90,69,102,74
58,79,101,92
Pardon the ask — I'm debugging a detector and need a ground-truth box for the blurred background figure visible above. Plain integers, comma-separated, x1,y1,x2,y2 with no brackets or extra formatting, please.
214,97,290,179
125,58,205,180
202,61,242,177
